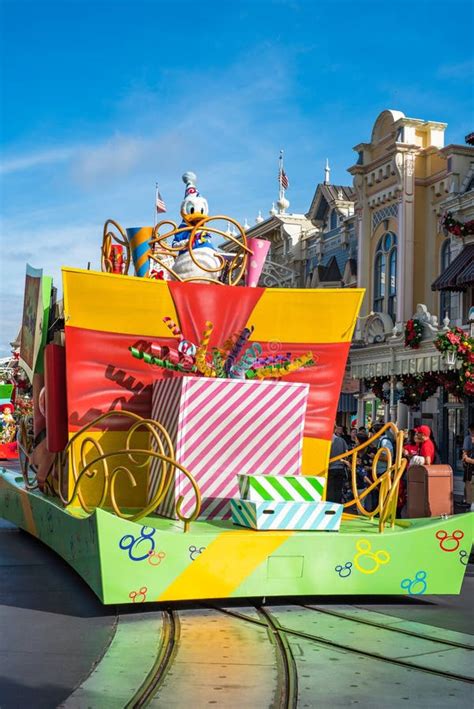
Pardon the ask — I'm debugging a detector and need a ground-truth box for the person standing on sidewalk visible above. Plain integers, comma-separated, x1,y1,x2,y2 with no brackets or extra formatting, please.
327,426,349,503
462,422,474,510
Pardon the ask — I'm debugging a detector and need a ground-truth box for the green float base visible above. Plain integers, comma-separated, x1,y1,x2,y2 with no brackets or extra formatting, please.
1,468,472,605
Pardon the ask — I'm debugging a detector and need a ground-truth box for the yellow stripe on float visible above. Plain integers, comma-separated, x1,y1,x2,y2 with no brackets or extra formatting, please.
248,288,365,344
62,268,178,337
157,530,293,601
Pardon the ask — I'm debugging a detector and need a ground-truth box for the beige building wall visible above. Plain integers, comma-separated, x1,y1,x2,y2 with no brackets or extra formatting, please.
348,109,473,326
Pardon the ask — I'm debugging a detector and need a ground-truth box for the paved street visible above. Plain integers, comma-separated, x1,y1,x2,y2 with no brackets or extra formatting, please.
1,514,472,708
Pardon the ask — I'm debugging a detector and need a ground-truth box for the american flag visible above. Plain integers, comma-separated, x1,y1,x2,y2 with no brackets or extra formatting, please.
279,168,289,190
156,189,167,213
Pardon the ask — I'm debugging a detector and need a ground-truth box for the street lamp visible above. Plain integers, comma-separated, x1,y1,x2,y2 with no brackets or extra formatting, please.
445,349,458,369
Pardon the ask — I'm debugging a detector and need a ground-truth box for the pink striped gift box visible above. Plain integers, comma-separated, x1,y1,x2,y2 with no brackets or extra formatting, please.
149,377,309,520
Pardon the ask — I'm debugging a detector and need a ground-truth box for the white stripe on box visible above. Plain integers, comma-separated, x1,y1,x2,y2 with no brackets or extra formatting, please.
177,390,303,503
182,388,305,479
182,384,303,470
181,384,298,471
149,378,182,504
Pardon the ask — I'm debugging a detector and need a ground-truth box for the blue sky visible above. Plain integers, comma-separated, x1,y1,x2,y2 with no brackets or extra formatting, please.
1,0,473,354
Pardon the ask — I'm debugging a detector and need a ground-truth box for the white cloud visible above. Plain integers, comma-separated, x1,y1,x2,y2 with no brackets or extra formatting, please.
0,48,323,356
71,134,150,186
0,146,77,175
437,60,474,79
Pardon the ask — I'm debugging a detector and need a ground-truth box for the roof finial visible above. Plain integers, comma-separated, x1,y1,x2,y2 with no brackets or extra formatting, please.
324,158,330,185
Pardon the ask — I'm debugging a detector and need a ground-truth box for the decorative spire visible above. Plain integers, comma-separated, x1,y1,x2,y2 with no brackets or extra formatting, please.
269,202,277,216
324,158,330,185
244,218,250,230
255,210,264,224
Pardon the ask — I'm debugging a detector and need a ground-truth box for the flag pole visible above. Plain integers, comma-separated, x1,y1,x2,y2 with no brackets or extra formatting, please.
154,182,158,228
279,149,284,202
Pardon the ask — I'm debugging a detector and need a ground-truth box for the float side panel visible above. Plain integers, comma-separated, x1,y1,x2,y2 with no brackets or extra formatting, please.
0,472,104,601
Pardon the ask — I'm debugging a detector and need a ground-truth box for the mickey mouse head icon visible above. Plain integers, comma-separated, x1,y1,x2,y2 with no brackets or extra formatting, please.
120,526,156,561
401,571,427,595
148,550,166,566
189,545,206,561
435,529,464,552
335,562,352,578
129,586,148,603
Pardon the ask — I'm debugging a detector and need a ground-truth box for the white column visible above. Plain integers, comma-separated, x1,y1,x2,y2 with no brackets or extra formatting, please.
401,154,416,321
357,207,372,317
396,198,404,323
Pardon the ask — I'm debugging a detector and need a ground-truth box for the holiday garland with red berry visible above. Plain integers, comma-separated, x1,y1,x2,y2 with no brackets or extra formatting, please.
404,319,424,349
435,327,474,397
441,212,474,238
364,373,439,406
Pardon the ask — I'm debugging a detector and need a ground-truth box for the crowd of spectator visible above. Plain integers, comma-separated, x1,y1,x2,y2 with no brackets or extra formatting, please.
327,421,442,516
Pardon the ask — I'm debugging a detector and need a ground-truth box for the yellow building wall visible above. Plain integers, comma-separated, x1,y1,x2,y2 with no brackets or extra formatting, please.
413,184,428,308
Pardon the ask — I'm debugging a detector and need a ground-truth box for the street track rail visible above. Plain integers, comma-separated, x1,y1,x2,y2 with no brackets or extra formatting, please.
208,604,474,685
302,604,474,650
60,601,474,707
127,610,180,709
257,606,298,709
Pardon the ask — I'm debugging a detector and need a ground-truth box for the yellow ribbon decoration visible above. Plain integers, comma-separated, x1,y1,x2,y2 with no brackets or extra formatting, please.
196,320,216,377
256,352,314,379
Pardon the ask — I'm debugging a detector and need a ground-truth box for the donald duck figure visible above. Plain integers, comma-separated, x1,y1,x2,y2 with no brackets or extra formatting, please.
172,172,223,281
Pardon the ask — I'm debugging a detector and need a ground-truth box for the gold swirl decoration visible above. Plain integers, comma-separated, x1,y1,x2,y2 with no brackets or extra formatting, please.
45,411,201,532
17,416,40,491
328,422,407,533
100,216,252,285
150,215,252,285
101,219,131,274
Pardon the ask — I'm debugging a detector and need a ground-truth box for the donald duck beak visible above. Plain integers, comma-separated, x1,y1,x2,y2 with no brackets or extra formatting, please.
182,212,206,225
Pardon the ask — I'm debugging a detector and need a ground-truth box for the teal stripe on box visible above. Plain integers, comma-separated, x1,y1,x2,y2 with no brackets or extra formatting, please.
234,500,343,531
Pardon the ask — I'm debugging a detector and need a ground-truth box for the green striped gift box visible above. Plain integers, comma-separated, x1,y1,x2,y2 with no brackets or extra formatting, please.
238,474,325,503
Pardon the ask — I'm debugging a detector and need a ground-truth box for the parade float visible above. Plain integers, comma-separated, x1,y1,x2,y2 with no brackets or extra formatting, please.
0,172,472,605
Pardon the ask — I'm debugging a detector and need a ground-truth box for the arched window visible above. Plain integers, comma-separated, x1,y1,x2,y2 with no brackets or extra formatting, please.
388,247,397,319
373,232,397,320
330,209,338,230
440,240,461,323
373,252,385,312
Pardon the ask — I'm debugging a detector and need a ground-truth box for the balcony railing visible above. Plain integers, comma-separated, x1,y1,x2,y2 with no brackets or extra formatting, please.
259,259,299,288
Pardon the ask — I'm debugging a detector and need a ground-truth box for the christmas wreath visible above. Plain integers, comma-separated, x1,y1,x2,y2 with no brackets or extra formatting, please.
404,319,424,349
435,327,474,397
397,374,439,406
364,377,389,402
441,212,474,238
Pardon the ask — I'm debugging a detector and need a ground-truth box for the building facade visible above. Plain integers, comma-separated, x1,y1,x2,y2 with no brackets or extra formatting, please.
347,110,474,491
226,110,473,481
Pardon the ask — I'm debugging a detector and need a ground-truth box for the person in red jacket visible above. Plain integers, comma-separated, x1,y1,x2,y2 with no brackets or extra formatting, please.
415,425,435,465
